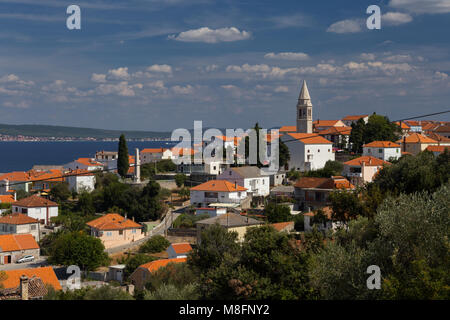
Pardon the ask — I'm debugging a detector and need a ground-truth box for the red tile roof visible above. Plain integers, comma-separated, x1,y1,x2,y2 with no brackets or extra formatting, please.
86,213,142,231
170,243,192,255
0,213,39,225
13,195,58,208
363,141,400,148
426,145,450,153
402,133,437,144
295,177,354,190
344,156,390,167
141,148,169,154
2,267,62,291
426,132,450,143
342,115,368,121
271,221,294,232
313,120,344,127
435,124,450,133
139,258,187,273
75,158,103,166
286,133,333,145
0,234,39,252
190,180,247,192
0,172,32,182
279,126,297,132
0,195,15,204
318,126,352,136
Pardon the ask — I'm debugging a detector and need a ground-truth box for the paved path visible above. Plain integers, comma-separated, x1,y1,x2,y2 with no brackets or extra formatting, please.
0,257,48,271
105,207,185,254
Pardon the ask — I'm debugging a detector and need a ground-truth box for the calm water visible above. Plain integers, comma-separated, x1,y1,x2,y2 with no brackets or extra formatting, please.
0,141,179,172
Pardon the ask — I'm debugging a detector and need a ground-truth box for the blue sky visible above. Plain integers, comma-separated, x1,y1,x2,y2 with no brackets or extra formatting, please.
0,0,449,131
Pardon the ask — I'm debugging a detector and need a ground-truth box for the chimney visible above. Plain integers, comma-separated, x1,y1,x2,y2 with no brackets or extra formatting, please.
20,275,29,301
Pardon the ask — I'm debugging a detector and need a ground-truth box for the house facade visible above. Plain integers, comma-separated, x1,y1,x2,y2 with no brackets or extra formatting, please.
64,158,104,171
12,195,58,225
140,148,173,164
343,156,390,186
86,213,145,249
363,141,401,161
0,234,40,265
190,180,249,208
0,213,40,241
399,133,438,155
341,115,369,127
65,169,96,193
166,243,193,259
217,166,270,197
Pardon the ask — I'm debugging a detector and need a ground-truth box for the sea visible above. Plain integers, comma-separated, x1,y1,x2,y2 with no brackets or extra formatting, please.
0,141,179,173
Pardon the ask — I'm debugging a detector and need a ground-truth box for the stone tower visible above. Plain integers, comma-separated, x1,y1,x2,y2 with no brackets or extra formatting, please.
134,148,141,183
296,80,313,133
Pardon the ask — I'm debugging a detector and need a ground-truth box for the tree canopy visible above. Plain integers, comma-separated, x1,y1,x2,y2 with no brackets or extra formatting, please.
117,134,129,178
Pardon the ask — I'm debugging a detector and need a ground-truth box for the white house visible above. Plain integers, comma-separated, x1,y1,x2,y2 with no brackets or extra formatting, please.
0,213,40,241
190,180,248,208
166,243,193,259
362,141,401,161
303,207,345,232
343,156,390,186
341,115,369,127
140,148,173,164
281,133,335,172
177,161,226,175
12,195,58,225
217,166,269,197
64,158,104,171
65,169,96,193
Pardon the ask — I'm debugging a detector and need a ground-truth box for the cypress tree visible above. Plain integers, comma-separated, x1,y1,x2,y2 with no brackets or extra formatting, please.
118,134,129,178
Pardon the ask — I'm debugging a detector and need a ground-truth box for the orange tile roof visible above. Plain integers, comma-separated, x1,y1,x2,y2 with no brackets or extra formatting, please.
190,179,247,192
141,148,168,154
28,169,64,183
313,120,343,127
139,258,187,273
319,126,352,136
435,124,450,133
170,243,192,255
86,213,142,230
342,115,368,121
402,133,437,144
0,213,39,225
286,133,333,145
171,147,199,156
0,234,39,252
271,221,294,231
426,145,450,153
363,141,400,148
13,195,58,208
2,267,62,291
0,171,32,182
75,158,103,166
295,177,354,190
394,121,411,129
426,132,450,143
344,156,390,167
0,195,15,204
64,169,95,177
279,126,297,132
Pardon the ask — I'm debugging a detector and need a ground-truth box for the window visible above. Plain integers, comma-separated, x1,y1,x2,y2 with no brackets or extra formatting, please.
307,149,310,153
396,149,399,153
106,232,112,237
368,149,371,153
378,149,382,153
229,171,232,175
22,208,28,214
119,230,123,235
31,225,36,230
318,149,320,153
328,149,331,152
132,229,136,234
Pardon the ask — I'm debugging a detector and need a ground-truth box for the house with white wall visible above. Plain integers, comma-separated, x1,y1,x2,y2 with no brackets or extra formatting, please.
343,156,390,186
190,180,248,208
0,213,40,241
140,148,173,164
65,169,96,193
363,141,401,161
217,166,269,197
12,195,58,225
281,133,335,172
64,158,104,171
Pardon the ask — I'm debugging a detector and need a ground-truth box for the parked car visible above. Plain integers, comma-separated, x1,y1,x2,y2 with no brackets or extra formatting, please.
17,255,35,263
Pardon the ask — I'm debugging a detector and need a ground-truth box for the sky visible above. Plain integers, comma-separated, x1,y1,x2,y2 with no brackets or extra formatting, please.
0,0,450,132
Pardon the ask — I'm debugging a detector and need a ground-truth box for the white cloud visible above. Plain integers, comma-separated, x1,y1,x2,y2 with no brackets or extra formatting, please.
41,80,66,92
91,73,107,83
147,80,167,90
171,85,194,94
389,0,450,14
264,52,309,61
108,67,130,80
146,64,172,74
0,73,34,86
382,12,413,26
384,54,413,62
168,27,251,43
205,64,219,72
360,53,376,60
2,100,29,109
434,71,449,80
327,19,363,34
274,86,289,93
96,81,142,97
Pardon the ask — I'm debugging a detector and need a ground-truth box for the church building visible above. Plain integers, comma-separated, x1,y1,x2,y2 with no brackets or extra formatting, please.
280,81,335,172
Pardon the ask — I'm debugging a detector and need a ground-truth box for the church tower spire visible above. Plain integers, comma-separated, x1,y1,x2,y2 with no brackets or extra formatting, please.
296,80,313,133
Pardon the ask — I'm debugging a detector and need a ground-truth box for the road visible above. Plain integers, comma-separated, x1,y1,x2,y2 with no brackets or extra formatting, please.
0,256,49,271
105,207,185,254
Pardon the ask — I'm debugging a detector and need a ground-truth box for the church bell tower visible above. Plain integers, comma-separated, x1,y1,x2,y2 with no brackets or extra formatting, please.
296,80,313,133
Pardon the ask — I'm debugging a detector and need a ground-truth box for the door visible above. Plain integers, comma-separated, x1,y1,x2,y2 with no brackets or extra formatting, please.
4,255,11,264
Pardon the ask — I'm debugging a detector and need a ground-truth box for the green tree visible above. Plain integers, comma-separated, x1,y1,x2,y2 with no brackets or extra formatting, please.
265,202,292,223
50,183,71,202
145,262,197,292
45,285,134,300
76,191,95,216
144,283,199,300
47,231,110,271
0,271,7,289
117,134,129,178
139,235,170,253
174,174,187,188
123,253,156,277
329,189,363,222
279,140,290,170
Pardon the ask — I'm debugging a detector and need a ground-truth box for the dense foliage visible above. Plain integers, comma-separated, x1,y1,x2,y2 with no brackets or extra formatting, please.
117,134,129,178
139,235,171,253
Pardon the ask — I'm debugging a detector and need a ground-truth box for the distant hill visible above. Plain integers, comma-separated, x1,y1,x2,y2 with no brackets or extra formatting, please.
0,123,172,139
